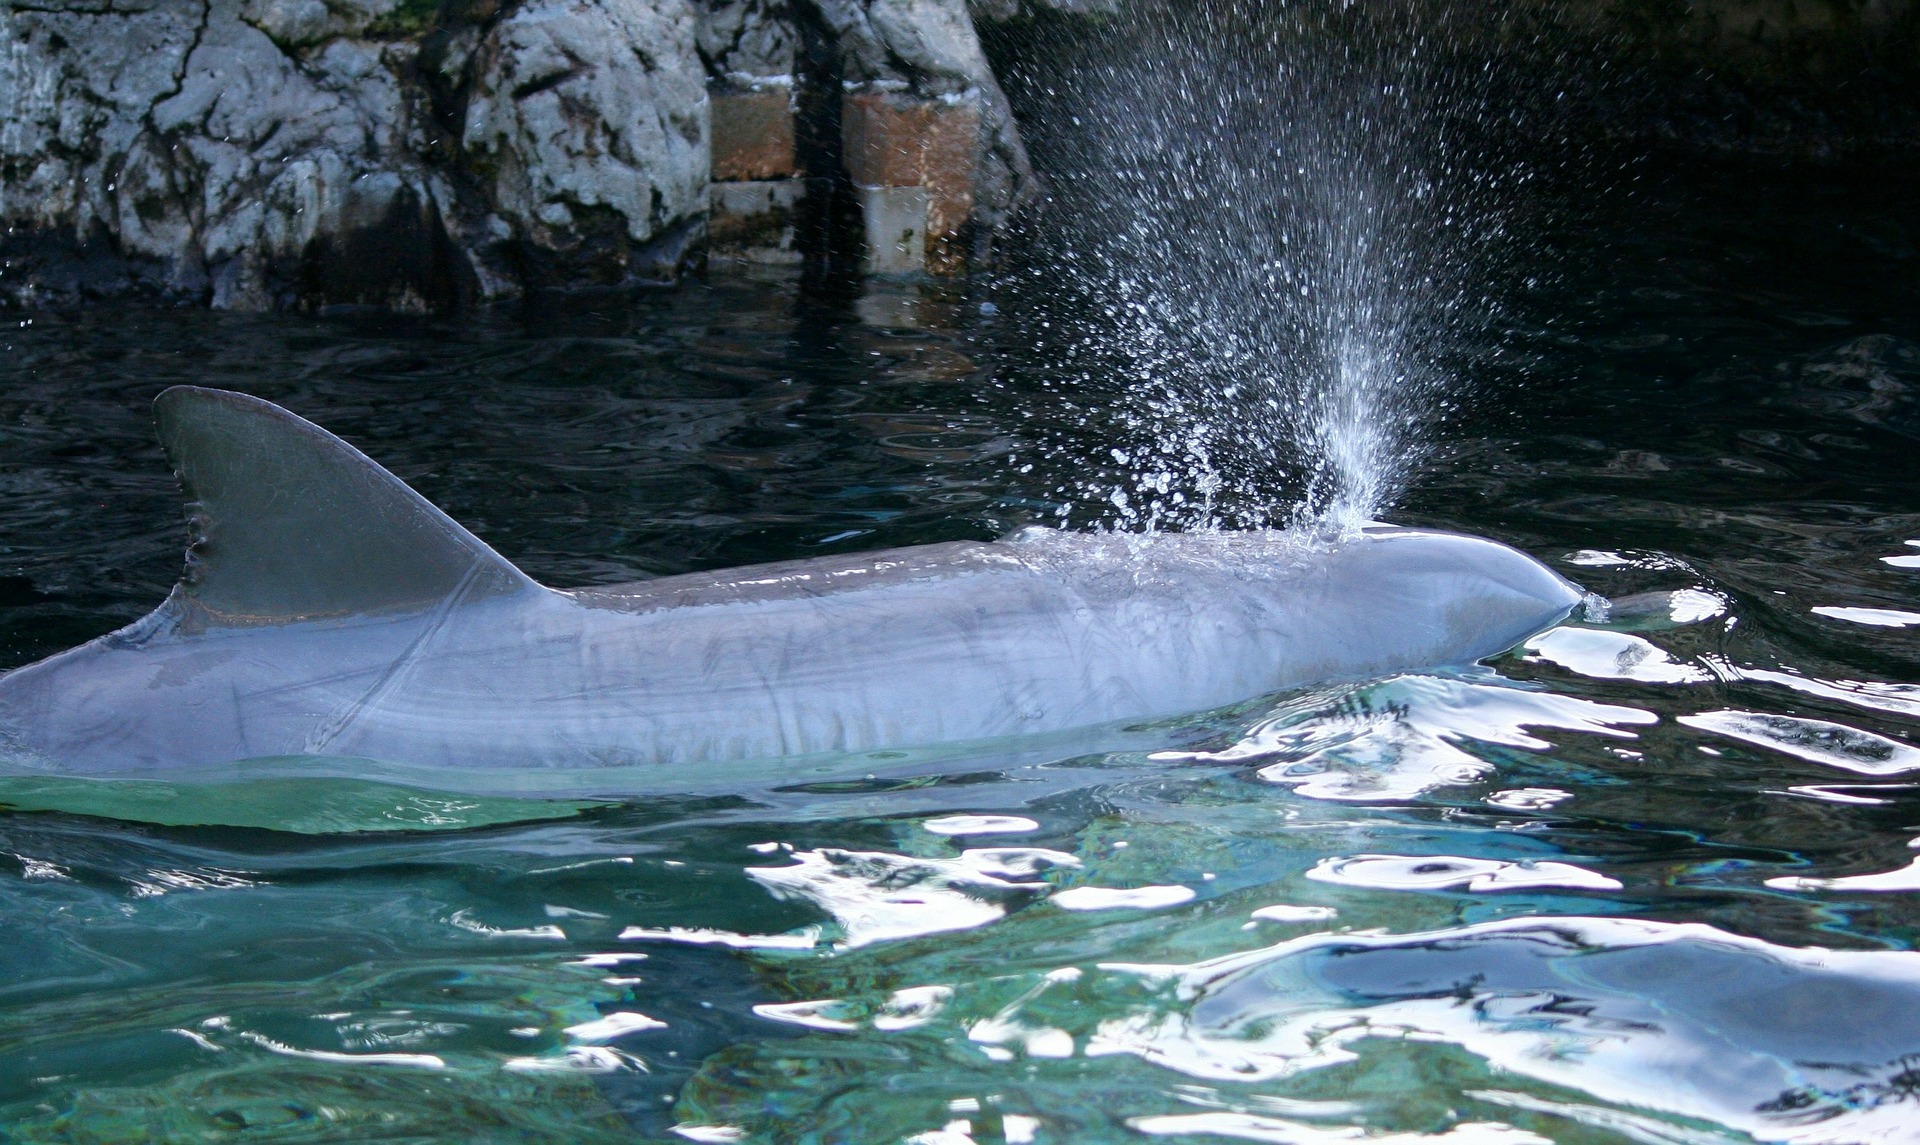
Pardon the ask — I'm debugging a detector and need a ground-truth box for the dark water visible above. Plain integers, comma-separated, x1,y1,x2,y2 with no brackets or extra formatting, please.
4,161,1920,1143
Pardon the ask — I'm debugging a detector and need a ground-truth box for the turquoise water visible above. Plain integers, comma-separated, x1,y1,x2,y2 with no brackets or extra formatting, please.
4,160,1920,1142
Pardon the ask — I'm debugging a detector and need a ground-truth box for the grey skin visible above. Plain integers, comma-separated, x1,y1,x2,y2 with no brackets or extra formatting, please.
0,388,1583,780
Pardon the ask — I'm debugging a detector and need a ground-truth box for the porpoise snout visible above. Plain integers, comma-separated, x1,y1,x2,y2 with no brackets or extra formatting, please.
1351,525,1584,664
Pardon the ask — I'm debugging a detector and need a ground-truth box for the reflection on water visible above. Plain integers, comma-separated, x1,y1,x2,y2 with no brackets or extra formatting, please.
3,162,1920,1142
1090,917,1920,1141
1156,672,1656,802
1303,854,1622,893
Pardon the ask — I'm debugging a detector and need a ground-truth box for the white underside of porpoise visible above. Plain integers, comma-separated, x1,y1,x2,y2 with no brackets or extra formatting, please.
0,389,1583,777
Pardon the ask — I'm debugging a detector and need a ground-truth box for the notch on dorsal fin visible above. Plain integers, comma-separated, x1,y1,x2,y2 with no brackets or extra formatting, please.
154,387,538,625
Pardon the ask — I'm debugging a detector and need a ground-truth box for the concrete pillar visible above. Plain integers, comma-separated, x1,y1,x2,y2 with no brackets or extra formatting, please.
711,87,797,181
840,90,982,277
708,83,806,265
853,185,931,276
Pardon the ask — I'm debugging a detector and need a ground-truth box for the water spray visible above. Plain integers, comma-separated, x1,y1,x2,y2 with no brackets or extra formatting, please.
992,0,1528,535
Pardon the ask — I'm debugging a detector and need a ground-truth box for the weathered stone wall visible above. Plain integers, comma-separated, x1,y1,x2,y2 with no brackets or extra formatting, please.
461,0,710,292
1,0,1911,311
0,0,723,308
700,0,1041,275
0,0,1046,308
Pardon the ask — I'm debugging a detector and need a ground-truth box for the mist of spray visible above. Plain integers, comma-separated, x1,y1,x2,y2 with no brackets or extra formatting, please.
994,1,1533,534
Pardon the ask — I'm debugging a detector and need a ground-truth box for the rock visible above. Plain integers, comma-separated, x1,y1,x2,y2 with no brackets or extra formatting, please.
0,0,203,298
0,0,1053,309
0,0,717,308
241,0,402,52
463,0,710,288
810,0,1034,232
0,0,465,309
699,0,799,81
967,0,1117,19
5,0,1915,310
155,0,432,309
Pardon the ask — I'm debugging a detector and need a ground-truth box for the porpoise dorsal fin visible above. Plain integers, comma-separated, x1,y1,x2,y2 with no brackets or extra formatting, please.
154,387,538,624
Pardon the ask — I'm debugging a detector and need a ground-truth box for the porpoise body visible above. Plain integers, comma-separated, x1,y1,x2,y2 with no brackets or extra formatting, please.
0,388,1583,777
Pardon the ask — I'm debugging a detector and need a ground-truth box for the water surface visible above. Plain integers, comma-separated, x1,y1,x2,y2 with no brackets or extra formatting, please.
3,163,1920,1142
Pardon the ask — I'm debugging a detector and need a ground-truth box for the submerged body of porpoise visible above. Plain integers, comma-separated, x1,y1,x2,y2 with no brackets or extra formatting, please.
0,388,1583,777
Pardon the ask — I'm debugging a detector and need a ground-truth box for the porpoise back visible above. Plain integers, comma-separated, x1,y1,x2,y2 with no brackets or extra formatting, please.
0,388,1584,777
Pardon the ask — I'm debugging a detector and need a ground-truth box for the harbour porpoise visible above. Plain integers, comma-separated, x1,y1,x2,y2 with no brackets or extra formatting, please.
0,387,1583,779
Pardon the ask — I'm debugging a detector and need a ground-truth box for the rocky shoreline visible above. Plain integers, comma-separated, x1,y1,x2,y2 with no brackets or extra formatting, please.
0,0,1071,310
1,0,1912,312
